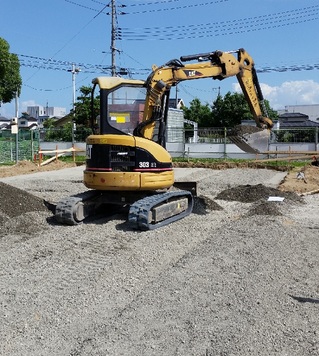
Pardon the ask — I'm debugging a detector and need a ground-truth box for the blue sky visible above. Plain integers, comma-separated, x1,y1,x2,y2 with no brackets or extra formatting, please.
1,0,319,118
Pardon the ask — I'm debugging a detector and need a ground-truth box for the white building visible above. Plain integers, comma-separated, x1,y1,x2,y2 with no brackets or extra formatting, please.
27,105,67,125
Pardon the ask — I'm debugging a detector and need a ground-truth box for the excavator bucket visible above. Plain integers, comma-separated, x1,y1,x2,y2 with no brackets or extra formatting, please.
228,125,270,154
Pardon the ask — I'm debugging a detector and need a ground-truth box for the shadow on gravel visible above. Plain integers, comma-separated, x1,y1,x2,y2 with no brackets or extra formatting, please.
289,295,319,304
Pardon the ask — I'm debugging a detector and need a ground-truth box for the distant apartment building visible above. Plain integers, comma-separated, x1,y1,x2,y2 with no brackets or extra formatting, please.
27,105,67,126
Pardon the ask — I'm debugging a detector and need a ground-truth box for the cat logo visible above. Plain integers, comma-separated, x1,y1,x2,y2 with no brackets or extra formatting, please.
183,70,203,77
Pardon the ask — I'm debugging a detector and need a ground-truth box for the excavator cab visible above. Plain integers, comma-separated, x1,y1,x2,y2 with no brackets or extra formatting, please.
90,77,147,136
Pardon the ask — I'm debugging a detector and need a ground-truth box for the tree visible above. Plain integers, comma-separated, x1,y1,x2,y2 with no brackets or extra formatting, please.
73,85,99,141
73,86,92,126
0,38,22,104
210,92,252,127
263,100,278,121
43,117,62,141
211,92,278,128
182,98,212,127
181,92,278,129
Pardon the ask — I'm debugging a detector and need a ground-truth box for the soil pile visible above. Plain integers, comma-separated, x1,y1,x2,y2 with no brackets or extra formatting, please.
279,165,319,194
216,183,304,217
247,201,282,216
0,182,49,236
193,195,223,215
228,124,264,136
216,183,303,203
0,181,47,217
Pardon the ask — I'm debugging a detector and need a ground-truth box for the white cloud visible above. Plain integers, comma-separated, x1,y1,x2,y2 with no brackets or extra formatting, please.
233,80,319,110
0,99,41,118
20,100,39,113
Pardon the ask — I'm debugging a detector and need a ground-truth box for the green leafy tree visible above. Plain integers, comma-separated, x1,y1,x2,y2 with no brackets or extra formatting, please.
211,92,252,127
73,85,99,141
0,37,22,104
73,86,92,126
43,117,61,141
211,92,278,128
182,92,278,131
182,98,212,127
263,100,278,121
60,122,73,142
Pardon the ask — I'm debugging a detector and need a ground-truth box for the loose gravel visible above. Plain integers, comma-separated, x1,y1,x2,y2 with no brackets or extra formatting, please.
1,167,319,356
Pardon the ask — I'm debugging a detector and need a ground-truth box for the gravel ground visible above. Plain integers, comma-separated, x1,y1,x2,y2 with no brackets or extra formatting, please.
1,167,319,356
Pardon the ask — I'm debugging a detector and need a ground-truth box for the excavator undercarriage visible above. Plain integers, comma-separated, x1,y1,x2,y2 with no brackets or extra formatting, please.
55,188,194,230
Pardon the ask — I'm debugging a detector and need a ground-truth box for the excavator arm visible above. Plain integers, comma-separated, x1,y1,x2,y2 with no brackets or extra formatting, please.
136,48,273,153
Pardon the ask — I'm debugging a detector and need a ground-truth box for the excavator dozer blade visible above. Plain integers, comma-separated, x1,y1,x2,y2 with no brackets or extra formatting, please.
228,125,270,154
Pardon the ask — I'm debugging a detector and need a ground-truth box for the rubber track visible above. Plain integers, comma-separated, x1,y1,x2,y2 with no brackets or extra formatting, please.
128,190,194,231
55,191,99,225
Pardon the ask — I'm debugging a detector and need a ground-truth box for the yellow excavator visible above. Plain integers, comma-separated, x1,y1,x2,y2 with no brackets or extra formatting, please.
55,48,273,230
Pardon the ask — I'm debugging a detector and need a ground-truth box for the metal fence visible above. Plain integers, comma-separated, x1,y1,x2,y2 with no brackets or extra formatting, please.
0,130,40,164
1,127,318,164
185,127,319,145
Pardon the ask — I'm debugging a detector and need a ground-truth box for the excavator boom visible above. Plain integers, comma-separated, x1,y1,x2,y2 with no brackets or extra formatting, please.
138,48,273,153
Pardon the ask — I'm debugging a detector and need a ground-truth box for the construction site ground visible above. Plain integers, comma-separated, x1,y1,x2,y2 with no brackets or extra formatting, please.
0,160,319,356
1,159,319,194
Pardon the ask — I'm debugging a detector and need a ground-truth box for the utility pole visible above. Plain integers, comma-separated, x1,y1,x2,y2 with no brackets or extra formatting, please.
14,91,19,163
213,86,221,97
111,0,116,76
68,64,80,145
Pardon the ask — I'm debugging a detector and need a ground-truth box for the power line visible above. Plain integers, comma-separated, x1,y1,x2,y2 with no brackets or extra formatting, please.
123,0,229,15
16,52,319,93
119,5,319,40
66,0,228,14
16,52,319,74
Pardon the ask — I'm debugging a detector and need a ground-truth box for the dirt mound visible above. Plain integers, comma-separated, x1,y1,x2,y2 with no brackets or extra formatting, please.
0,182,51,237
215,184,303,203
279,165,319,194
228,124,264,135
193,195,223,215
0,181,47,218
247,201,283,216
0,212,51,237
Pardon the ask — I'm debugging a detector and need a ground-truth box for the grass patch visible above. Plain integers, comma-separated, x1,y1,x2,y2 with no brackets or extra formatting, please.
172,157,311,170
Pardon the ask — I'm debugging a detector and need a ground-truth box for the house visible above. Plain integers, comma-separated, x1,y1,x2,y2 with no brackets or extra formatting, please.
18,116,39,130
280,104,319,122
278,112,319,129
241,112,319,130
168,98,185,109
50,113,73,128
0,116,11,130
